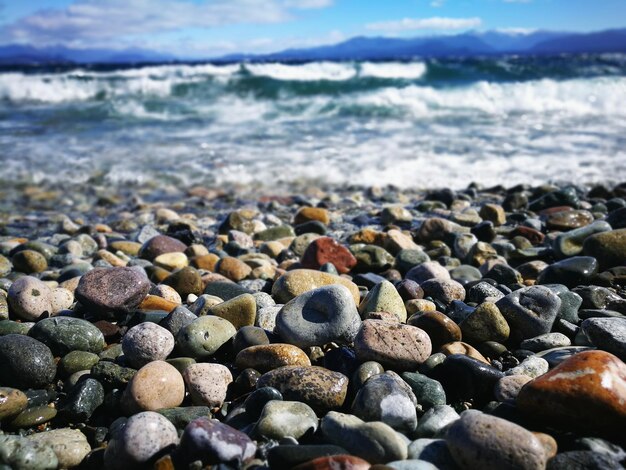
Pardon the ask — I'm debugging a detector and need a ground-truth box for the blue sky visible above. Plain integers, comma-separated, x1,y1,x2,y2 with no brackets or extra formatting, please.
1,0,626,57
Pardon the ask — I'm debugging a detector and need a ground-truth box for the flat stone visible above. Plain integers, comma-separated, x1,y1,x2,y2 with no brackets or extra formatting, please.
553,220,612,258
26,428,90,469
320,411,408,464
446,410,548,470
537,256,599,288
359,280,407,322
355,320,432,370
122,360,185,413
546,209,594,231
183,363,232,408
254,400,318,440
7,276,53,321
276,285,360,348
301,237,357,274
0,335,56,388
580,317,626,361
139,235,187,260
208,293,256,330
520,332,571,352
235,344,311,372
75,267,150,315
517,350,626,433
257,366,348,413
10,405,57,429
175,315,236,360
408,311,462,351
122,322,175,368
0,387,28,421
29,316,105,356
272,269,360,305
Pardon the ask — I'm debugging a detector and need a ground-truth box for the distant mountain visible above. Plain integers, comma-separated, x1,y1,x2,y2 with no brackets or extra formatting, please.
531,29,626,54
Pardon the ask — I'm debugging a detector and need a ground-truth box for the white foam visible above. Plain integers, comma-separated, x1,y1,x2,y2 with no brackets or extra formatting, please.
359,62,427,79
244,62,357,81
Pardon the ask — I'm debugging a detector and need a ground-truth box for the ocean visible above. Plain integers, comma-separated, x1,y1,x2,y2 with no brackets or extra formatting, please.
1,55,626,190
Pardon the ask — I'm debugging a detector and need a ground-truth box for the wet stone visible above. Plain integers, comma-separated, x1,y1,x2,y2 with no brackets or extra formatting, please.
29,316,105,356
0,335,56,389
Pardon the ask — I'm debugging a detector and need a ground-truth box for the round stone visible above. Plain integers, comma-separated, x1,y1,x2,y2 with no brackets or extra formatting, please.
122,360,185,413
183,363,233,408
271,269,360,305
11,249,48,274
25,428,91,469
408,311,462,351
176,316,236,360
217,257,252,282
0,334,56,388
255,400,318,440
75,267,150,315
406,261,450,284
139,235,187,260
29,316,105,356
583,229,626,270
154,252,189,271
7,276,53,321
122,322,175,369
162,266,204,297
0,387,28,421
235,344,311,372
208,293,257,330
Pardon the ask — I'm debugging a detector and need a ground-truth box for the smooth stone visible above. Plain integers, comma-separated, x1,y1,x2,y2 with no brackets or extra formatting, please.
583,229,626,270
408,311,462,351
359,280,407,322
446,410,548,470
254,400,318,440
290,233,322,257
0,335,56,388
139,235,187,260
216,257,252,282
301,237,357,274
459,302,510,345
175,417,256,466
439,341,489,364
415,405,459,438
208,293,256,330
255,225,295,241
529,186,579,211
0,434,58,469
520,332,571,352
444,301,475,325
10,405,57,428
0,320,32,336
320,411,408,464
581,317,626,361
418,218,466,243
104,411,178,469
275,285,360,348
157,406,211,429
450,265,482,286
59,377,104,422
395,249,431,275
183,363,232,408
75,267,150,315
0,387,28,421
504,355,549,378
420,279,465,305
352,361,385,390
352,372,418,433
122,322,175,369
494,374,532,402
25,428,90,468
354,320,432,371
401,373,446,410
162,266,204,297
546,209,593,231
190,293,224,316
243,387,283,420
267,445,350,469
544,284,583,323
537,256,599,288
496,285,561,342
294,207,330,225
29,316,105,356
256,306,281,332
466,282,505,304
406,261,450,284
11,250,48,274
408,438,458,470
537,345,596,367
257,366,348,413
122,361,185,413
547,451,624,470
90,361,136,389
154,252,188,271
7,276,53,321
159,306,196,336
236,344,310,372
517,350,626,433
453,233,478,260
232,325,270,354
553,220,612,258
176,315,236,359
272,269,360,304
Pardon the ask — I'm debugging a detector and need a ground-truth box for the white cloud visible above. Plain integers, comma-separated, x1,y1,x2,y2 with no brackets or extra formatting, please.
0,0,333,48
430,0,446,7
366,16,482,32
495,27,537,35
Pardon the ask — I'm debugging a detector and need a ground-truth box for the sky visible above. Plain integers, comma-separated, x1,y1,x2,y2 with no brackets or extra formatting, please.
1,0,626,58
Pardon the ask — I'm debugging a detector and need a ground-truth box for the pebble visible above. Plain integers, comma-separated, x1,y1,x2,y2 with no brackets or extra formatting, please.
208,293,257,330
175,315,236,359
0,335,56,388
59,377,104,422
183,363,232,408
354,320,432,370
301,237,357,274
217,256,252,282
10,405,57,428
459,301,510,344
553,220,612,258
537,256,599,288
139,235,187,260
580,317,626,361
75,267,150,315
25,428,91,469
122,360,185,413
504,355,549,378
11,249,48,274
236,344,311,371
162,266,204,297
415,405,459,438
272,269,360,304
401,372,446,410
406,261,450,284
408,311,462,351
446,410,548,470
359,280,407,322
407,438,458,470
520,332,571,352
0,434,58,469
0,387,28,421
583,228,626,270
276,285,361,348
494,374,532,402
29,316,105,356
122,322,175,368
254,400,318,440
7,276,53,321
294,207,330,225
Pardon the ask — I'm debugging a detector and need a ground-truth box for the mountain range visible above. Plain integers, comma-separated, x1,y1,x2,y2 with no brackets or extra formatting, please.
1,28,625,65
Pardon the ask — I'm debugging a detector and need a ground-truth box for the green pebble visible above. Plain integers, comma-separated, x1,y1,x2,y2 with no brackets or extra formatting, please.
9,406,57,429
28,317,105,356
60,351,100,377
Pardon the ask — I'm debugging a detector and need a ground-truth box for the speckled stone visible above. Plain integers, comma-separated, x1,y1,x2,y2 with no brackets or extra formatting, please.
75,267,150,315
175,315,236,360
494,374,532,402
276,285,361,348
104,411,178,469
11,249,48,274
122,360,185,413
580,317,626,361
58,377,104,422
359,280,407,322
0,334,56,388
122,322,175,368
254,400,318,440
235,344,311,372
208,293,257,330
517,350,626,433
7,276,53,321
446,410,548,470
139,235,187,260
415,405,460,438
29,316,105,356
0,434,58,469
355,320,432,370
272,269,360,304
25,428,91,469
257,366,348,413
183,363,232,408
505,355,549,378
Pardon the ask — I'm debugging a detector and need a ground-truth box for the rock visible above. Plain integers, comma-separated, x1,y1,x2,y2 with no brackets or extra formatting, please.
7,276,53,321
440,341,489,364
292,455,371,470
408,438,458,470
276,285,360,348
90,361,136,389
395,250,430,275
407,311,462,351
59,351,99,377
301,237,357,274
479,204,506,226
122,322,175,368
159,306,196,336
12,249,48,274
294,207,330,225
415,405,459,438
162,266,204,297
580,317,626,361
420,279,465,305
255,225,295,241
546,450,624,470
505,355,549,378
217,257,252,282
157,406,211,429
208,293,256,330
176,316,236,359
0,335,56,388
154,252,188,271
494,374,532,402
243,387,283,420
537,256,599,288
517,350,626,433
355,320,432,370
352,372,418,433
384,229,421,255
233,326,270,354
139,235,187,260
75,267,150,315
50,287,74,313
267,445,350,469
25,428,90,468
59,377,104,422
583,229,626,270
418,218,465,243
520,332,571,352
320,411,408,464
359,280,407,322
175,418,256,466
122,360,185,413
183,363,232,408
255,400,318,440
257,366,348,413
9,405,57,429
553,220,612,258
29,317,105,356
460,302,510,344
351,244,396,273
235,344,311,372
104,411,178,469
272,269,360,304
446,410,548,470
0,434,58,469
466,281,505,304
496,286,561,342
401,373,446,410
0,387,28,421
406,261,450,284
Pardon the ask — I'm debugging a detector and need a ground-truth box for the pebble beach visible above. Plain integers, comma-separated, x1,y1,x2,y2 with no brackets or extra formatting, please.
0,180,625,469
